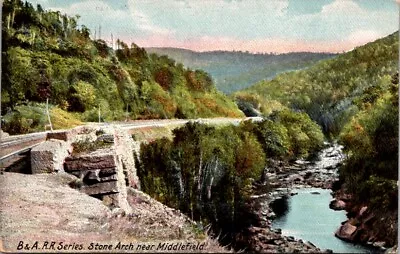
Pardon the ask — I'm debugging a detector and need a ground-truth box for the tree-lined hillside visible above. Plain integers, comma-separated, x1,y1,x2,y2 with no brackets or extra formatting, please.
146,47,336,94
234,32,398,136
1,0,243,134
338,72,398,241
233,32,399,245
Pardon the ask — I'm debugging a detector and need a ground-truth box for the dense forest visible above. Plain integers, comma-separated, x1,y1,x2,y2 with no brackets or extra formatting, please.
234,32,398,136
339,72,398,211
137,109,324,246
1,0,242,134
146,47,336,94
234,32,399,227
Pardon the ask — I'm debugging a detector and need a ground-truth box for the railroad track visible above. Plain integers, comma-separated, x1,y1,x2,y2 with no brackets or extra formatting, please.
0,132,48,171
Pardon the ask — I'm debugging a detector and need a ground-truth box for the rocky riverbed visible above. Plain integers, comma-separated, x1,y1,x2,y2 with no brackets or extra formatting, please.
331,188,398,252
267,142,344,191
236,143,345,253
240,142,399,253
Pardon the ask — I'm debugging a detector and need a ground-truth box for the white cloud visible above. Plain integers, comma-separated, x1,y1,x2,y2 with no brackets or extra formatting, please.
124,0,291,43
346,30,385,45
181,0,289,13
123,0,396,52
128,7,174,36
53,1,114,15
321,0,365,14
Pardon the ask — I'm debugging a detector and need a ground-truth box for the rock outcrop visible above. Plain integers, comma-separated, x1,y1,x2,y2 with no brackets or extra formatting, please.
0,171,227,253
237,226,331,253
31,139,71,174
329,199,346,210
29,125,142,214
65,146,132,213
335,221,357,241
331,190,398,250
0,172,112,250
113,127,140,189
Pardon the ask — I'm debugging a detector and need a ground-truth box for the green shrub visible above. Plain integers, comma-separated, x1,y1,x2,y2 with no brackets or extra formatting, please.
339,73,398,209
275,110,324,158
249,119,290,158
71,138,112,155
2,103,47,134
359,176,397,210
2,112,33,134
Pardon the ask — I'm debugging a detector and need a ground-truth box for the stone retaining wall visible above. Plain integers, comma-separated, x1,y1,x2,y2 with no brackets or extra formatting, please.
29,125,140,213
64,149,132,213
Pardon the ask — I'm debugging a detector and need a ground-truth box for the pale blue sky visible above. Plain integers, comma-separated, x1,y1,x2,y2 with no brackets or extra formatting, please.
28,0,398,53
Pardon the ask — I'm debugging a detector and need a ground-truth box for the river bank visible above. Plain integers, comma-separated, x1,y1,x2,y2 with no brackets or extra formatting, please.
272,188,378,253
234,143,343,252
240,141,399,253
235,142,394,253
331,188,397,252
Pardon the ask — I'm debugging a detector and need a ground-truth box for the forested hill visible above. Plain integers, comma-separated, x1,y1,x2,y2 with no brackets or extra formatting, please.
146,47,336,94
234,31,399,231
1,0,243,134
234,32,398,136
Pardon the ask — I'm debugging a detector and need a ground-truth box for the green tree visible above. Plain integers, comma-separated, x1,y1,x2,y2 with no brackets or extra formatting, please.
69,81,96,112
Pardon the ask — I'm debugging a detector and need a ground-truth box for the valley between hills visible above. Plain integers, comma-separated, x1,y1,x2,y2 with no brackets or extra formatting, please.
0,1,398,253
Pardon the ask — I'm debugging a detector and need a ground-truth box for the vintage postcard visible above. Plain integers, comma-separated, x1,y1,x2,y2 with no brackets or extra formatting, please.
0,0,398,253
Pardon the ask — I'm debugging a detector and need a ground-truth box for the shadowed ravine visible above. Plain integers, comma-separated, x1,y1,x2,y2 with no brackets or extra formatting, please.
269,145,378,253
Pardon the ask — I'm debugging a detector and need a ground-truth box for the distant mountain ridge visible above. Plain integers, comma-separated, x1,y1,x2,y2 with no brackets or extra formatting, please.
146,47,337,94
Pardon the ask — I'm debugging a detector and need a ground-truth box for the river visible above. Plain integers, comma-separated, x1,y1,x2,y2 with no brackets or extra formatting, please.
271,188,377,253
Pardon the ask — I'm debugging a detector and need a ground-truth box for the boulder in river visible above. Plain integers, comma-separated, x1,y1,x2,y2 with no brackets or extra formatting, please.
267,211,277,219
287,236,295,242
288,174,304,182
329,199,346,210
335,221,357,241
